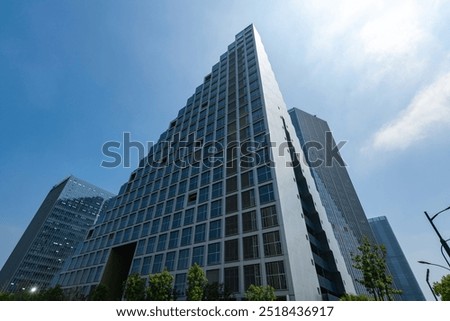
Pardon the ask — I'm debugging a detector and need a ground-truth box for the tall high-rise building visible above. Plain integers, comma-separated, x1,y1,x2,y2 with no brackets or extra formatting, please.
57,24,354,300
0,176,114,293
288,108,376,294
368,216,425,300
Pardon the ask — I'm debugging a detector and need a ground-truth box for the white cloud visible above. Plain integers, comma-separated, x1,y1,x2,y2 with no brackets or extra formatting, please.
358,1,425,58
369,71,450,152
298,0,438,84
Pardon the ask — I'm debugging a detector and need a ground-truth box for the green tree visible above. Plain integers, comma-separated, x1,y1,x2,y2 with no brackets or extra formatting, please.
203,282,232,301
340,293,373,301
147,269,174,301
90,284,110,301
39,285,65,301
13,290,38,301
186,263,207,301
245,285,276,301
0,292,12,301
433,274,450,301
352,237,401,301
124,273,146,301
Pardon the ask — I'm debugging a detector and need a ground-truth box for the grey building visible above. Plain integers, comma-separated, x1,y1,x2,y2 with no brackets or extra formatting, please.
289,108,376,294
56,24,354,300
368,216,425,300
0,176,114,293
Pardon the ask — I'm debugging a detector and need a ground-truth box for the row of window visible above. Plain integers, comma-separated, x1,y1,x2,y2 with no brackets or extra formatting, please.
68,204,280,272
132,229,283,268
82,205,278,262
58,265,103,287
110,139,272,222
95,178,275,242
163,67,259,152
171,94,262,134
129,260,287,296
127,116,268,194
68,249,109,271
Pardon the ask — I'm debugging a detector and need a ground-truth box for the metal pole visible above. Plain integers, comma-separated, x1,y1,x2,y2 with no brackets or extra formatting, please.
418,260,450,272
424,211,450,266
426,269,438,301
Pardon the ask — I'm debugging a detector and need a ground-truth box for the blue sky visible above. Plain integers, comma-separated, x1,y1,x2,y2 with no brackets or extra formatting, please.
1,0,449,299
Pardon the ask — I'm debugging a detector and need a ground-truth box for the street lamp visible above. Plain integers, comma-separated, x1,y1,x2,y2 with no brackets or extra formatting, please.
418,260,450,272
424,206,450,267
425,269,438,301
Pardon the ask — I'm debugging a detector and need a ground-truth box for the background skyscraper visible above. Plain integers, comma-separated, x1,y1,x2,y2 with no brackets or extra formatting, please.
289,108,376,294
56,24,354,300
0,176,114,293
369,216,425,300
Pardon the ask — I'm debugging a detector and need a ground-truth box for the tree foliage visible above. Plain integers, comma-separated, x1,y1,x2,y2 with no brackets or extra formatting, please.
90,284,110,301
203,282,232,301
8,291,36,301
186,263,207,301
433,274,450,301
147,269,174,301
0,285,65,301
352,237,401,301
124,273,146,301
39,285,65,301
0,292,13,301
340,293,373,301
0,265,284,301
245,285,276,301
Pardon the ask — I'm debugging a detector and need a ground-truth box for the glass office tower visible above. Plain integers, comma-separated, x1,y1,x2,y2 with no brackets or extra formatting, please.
289,108,376,294
0,176,114,293
369,216,425,300
57,24,354,300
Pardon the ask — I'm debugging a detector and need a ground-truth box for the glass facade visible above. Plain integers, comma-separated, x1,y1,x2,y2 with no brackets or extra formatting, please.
289,107,376,295
0,176,114,293
369,216,425,300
